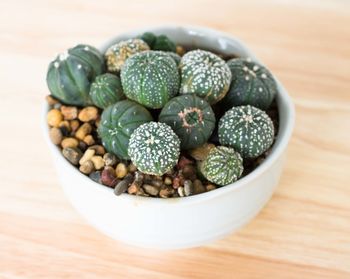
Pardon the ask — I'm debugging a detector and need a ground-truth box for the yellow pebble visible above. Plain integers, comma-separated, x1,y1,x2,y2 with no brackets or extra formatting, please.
75,123,92,140
61,137,79,149
83,135,95,146
79,149,95,165
78,106,98,122
47,109,63,127
91,155,105,170
115,162,127,179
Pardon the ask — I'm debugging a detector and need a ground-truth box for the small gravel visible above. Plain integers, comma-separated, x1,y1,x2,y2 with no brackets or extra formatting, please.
114,174,133,195
47,109,63,127
61,106,78,120
79,160,95,174
62,147,82,165
143,184,160,196
78,106,98,122
49,127,63,145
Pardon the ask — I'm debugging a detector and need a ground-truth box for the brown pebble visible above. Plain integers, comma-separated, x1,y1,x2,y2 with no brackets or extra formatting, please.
159,187,175,198
91,156,105,170
101,166,118,187
128,163,137,172
184,180,194,196
206,184,216,191
75,123,92,140
177,156,193,169
172,175,184,189
47,109,63,127
114,174,133,196
143,184,160,196
136,187,149,197
61,137,79,149
79,149,95,165
79,141,88,151
78,106,98,122
103,153,118,166
115,162,127,179
58,120,71,134
62,147,82,165
70,120,80,133
88,145,105,155
79,160,95,174
46,95,59,106
176,45,186,56
193,179,206,194
128,184,139,194
177,186,185,197
83,135,95,146
61,105,78,120
49,127,63,145
182,165,196,179
164,176,172,185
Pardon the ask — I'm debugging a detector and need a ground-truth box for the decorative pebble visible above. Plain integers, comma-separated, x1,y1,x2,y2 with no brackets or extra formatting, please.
83,135,95,146
101,166,118,187
184,180,194,196
115,162,127,179
88,145,105,155
58,120,71,136
75,123,92,140
49,127,63,145
79,160,95,174
79,149,95,165
159,187,175,198
103,153,118,166
164,177,172,185
61,106,78,120
62,147,82,165
78,106,98,122
128,163,137,173
114,174,133,196
47,109,63,127
61,137,79,149
70,120,80,133
90,155,105,170
89,171,102,184
143,184,160,196
206,184,217,191
177,186,185,197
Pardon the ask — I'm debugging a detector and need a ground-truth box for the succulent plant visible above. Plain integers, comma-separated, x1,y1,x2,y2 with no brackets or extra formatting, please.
220,58,278,110
46,44,104,106
128,122,180,175
121,51,180,109
198,146,243,186
89,73,125,109
159,95,216,150
139,32,176,52
105,38,150,72
98,100,153,160
166,52,181,66
179,50,232,104
218,105,274,158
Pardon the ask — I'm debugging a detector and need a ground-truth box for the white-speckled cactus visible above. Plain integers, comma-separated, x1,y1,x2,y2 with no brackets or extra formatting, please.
218,105,274,158
128,122,181,175
179,50,232,104
199,146,243,186
105,38,150,72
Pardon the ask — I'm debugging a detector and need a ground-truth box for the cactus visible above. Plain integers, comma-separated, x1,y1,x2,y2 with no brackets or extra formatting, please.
218,105,274,158
139,32,176,52
220,58,278,110
128,122,180,175
89,73,125,109
198,146,243,186
121,51,180,109
105,38,150,72
98,100,153,160
179,50,232,104
46,44,104,106
159,95,216,150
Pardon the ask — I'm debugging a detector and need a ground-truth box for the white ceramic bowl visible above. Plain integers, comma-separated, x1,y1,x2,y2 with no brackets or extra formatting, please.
43,26,295,250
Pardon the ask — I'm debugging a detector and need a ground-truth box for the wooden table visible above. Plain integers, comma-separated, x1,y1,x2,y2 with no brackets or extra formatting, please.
1,0,349,278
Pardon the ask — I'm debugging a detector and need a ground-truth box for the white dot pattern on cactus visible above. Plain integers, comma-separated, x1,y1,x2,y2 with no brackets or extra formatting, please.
128,122,180,175
218,105,274,158
200,146,243,186
105,38,150,72
179,50,232,104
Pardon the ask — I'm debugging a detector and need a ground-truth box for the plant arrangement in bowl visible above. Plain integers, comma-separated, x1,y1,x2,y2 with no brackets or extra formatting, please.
44,26,294,249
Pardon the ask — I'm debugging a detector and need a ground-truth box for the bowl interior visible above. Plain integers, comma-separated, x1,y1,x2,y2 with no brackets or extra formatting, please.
44,25,295,205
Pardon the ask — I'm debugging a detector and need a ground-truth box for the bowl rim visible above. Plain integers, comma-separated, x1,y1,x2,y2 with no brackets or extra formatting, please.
43,25,295,206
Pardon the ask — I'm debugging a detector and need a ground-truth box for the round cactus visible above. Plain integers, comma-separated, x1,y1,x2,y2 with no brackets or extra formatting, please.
159,95,215,150
218,105,274,158
89,73,125,109
128,122,180,175
98,100,153,160
139,32,176,52
46,44,104,106
105,39,150,72
179,50,232,104
221,58,278,110
166,52,181,66
121,51,180,109
199,146,243,186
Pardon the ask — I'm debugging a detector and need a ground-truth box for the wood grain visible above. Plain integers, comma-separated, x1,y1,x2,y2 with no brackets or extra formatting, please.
0,0,350,278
